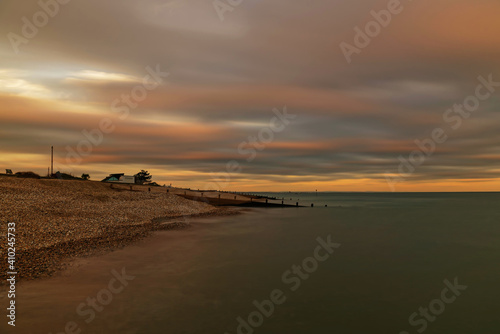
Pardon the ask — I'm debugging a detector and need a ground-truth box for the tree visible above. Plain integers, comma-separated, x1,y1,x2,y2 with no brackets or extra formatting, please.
135,170,152,184
81,173,90,180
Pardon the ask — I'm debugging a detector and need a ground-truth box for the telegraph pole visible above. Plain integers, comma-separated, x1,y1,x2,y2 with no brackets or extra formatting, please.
51,146,53,176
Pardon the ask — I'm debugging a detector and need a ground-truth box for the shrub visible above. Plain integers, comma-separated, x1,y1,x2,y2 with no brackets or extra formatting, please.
15,171,41,179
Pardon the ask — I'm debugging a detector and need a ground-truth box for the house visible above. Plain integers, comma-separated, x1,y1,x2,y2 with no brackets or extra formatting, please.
102,173,136,184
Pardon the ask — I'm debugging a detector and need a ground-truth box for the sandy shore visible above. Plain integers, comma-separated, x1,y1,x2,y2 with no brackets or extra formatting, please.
0,176,236,282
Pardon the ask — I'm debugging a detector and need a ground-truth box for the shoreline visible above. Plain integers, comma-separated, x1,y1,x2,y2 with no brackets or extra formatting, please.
11,209,241,284
0,176,240,283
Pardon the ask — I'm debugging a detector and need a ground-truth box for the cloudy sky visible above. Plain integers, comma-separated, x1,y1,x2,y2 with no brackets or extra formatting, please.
1,0,500,191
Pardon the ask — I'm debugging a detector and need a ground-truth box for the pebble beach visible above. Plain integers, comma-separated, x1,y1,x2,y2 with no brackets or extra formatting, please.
0,176,234,282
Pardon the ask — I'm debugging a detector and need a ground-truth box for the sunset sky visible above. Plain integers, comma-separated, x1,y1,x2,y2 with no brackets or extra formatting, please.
1,0,500,191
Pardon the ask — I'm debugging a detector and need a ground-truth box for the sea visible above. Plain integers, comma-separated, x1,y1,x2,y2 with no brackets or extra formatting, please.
3,192,500,334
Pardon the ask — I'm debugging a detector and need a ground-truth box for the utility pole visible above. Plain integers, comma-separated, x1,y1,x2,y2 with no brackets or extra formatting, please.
51,146,53,176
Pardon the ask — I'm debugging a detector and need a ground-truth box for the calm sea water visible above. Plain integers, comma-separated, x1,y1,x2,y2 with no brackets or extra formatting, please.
3,193,500,334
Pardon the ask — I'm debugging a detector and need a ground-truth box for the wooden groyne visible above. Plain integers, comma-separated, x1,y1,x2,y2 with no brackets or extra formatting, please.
105,183,307,207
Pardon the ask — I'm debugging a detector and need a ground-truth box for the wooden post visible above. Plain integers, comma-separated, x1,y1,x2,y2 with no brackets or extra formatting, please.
50,146,53,176
311,203,314,207
296,202,298,207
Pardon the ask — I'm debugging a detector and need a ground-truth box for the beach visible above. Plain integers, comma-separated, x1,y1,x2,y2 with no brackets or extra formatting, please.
0,176,236,282
2,192,500,333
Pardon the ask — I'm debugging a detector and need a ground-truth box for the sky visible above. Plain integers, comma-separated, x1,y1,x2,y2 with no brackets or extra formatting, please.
1,0,500,192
